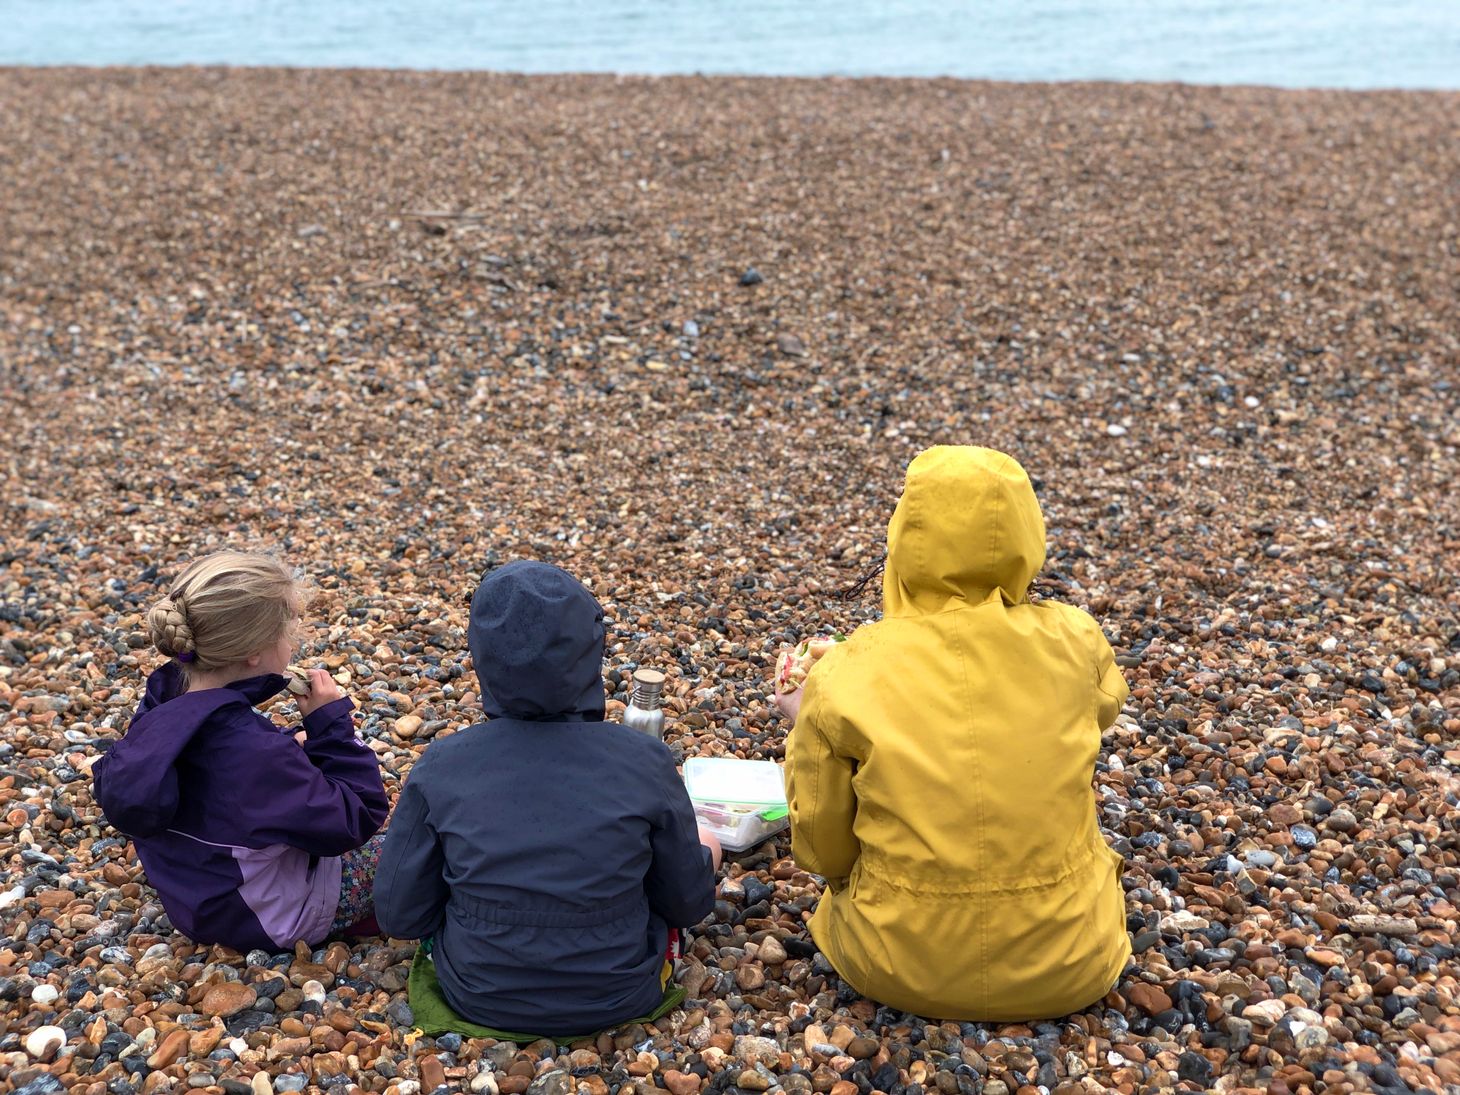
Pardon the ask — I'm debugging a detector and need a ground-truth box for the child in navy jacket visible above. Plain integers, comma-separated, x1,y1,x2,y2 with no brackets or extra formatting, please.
376,561,719,1036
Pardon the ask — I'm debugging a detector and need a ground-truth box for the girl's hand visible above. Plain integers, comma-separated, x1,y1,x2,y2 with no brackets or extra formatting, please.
773,686,804,727
297,668,344,718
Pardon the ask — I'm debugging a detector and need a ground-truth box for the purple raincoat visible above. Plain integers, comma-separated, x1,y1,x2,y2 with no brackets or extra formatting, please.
92,662,388,951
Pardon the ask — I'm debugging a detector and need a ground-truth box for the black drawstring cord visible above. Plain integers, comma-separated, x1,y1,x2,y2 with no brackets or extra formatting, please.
839,554,886,601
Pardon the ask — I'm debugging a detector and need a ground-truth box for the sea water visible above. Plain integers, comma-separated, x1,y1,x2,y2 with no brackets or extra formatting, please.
4,0,1458,89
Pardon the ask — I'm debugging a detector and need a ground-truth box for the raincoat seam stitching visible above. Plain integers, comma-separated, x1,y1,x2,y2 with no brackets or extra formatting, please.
857,845,1097,893
163,828,247,852
805,687,822,875
952,610,988,1006
989,470,1003,601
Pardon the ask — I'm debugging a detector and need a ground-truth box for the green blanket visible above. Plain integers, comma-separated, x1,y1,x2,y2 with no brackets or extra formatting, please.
406,945,686,1043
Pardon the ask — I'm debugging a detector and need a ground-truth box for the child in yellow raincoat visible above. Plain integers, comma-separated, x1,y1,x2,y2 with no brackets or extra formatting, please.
778,445,1131,1020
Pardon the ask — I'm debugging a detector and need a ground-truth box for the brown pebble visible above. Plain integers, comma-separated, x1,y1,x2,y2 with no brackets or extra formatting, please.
147,1028,190,1070
198,981,257,1018
419,1055,447,1091
736,964,766,991
270,1037,311,1059
663,1070,702,1095
1126,983,1173,1016
1267,804,1302,826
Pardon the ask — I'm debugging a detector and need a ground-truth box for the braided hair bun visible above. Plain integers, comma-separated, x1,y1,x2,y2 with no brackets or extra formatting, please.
147,595,197,659
144,552,300,672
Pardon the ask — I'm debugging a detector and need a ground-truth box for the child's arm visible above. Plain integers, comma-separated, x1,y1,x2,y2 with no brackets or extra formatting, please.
784,674,859,891
1092,628,1129,732
374,768,449,940
644,750,717,928
773,686,804,727
237,694,389,857
92,731,183,837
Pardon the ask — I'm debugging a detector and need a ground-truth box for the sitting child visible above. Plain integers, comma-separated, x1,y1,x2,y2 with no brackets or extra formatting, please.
777,446,1131,1021
375,560,720,1036
93,551,389,951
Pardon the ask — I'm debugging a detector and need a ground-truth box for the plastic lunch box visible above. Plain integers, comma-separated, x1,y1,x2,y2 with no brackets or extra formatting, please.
682,757,790,852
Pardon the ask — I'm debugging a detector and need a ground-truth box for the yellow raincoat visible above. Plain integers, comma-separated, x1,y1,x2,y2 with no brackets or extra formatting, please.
785,446,1131,1020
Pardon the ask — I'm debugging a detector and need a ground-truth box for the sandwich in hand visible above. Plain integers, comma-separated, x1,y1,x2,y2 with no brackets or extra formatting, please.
774,635,846,694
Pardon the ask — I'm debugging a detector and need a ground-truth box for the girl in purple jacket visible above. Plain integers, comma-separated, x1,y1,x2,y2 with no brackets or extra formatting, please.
93,551,389,952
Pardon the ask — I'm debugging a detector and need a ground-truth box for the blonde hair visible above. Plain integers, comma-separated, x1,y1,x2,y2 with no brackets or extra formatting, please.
146,552,300,672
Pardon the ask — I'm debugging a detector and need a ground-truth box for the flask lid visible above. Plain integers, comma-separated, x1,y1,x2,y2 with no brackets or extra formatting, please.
632,668,665,691
630,668,665,709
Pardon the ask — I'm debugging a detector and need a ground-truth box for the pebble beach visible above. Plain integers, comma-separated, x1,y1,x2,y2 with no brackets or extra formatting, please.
2,66,1459,1095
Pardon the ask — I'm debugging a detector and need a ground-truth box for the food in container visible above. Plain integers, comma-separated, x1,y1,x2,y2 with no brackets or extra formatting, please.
683,757,790,852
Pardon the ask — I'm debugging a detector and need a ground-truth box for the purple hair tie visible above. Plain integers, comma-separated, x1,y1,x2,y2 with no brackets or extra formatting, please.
177,652,196,663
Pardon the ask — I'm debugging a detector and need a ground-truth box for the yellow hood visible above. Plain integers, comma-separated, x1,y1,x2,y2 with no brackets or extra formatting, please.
883,446,1046,616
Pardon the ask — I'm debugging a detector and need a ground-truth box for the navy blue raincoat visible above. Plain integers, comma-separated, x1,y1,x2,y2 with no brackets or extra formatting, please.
374,561,715,1035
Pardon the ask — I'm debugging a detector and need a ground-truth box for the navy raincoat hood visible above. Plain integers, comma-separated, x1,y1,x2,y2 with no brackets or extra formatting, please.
469,561,607,721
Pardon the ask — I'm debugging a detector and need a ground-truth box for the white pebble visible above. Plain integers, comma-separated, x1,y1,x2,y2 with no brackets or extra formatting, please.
301,978,326,1003
1159,910,1210,932
1105,423,1128,436
1243,998,1288,1024
31,983,60,1005
25,1025,66,1059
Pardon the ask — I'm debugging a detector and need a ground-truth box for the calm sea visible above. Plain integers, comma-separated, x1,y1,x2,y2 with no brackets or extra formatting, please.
4,0,1459,89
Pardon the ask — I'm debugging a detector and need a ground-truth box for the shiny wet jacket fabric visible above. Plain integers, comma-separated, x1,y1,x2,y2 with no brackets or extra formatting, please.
374,561,715,1036
786,446,1131,1020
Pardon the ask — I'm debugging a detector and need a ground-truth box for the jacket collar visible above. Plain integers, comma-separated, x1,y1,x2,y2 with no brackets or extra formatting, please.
143,660,288,711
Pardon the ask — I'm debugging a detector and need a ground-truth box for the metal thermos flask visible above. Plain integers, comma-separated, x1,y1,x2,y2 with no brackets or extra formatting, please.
622,668,666,739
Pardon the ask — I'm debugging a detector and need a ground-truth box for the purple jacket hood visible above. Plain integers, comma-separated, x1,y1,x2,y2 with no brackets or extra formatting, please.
97,662,290,838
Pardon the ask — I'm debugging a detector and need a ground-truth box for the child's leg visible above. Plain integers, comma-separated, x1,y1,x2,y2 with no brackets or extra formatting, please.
330,831,387,935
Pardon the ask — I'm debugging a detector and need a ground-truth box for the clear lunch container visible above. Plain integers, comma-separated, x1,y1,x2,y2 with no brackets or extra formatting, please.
683,757,790,852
